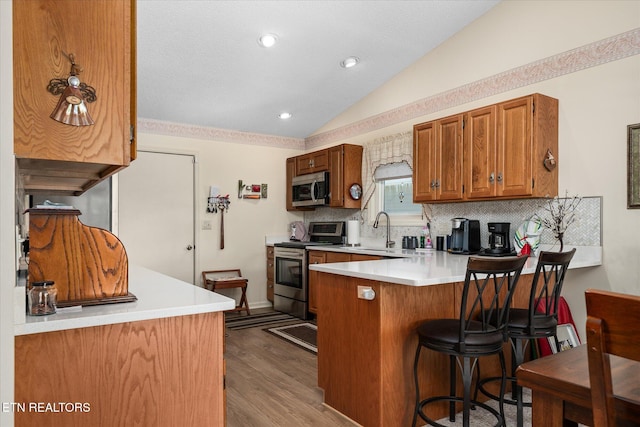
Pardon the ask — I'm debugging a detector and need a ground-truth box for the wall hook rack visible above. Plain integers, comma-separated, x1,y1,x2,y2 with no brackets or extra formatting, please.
207,195,230,214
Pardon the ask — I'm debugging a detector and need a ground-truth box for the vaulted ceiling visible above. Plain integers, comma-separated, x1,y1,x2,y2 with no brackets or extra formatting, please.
137,1,499,139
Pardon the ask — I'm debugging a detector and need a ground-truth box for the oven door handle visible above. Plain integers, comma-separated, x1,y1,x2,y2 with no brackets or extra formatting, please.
275,250,305,259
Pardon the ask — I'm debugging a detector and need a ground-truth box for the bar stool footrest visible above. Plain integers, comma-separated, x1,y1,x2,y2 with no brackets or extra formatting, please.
477,375,532,407
416,395,504,427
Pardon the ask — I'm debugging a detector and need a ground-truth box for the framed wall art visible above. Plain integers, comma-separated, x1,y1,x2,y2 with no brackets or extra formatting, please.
628,123,640,208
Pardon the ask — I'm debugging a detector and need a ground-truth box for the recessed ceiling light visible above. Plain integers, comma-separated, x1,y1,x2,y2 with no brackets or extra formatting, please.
258,33,278,48
278,112,292,120
340,56,360,69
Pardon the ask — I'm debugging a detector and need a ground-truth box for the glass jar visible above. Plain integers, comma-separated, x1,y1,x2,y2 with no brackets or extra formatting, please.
28,281,57,316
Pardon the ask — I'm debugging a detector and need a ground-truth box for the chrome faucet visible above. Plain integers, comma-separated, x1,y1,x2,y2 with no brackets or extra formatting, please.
373,211,395,248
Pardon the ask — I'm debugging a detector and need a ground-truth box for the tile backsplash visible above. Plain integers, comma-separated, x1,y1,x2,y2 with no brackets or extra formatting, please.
303,196,602,248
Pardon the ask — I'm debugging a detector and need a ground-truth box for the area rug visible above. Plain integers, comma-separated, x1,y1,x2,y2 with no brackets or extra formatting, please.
225,311,297,330
265,322,317,354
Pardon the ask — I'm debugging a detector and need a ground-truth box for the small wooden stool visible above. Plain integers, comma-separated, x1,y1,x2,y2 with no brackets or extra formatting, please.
202,269,251,315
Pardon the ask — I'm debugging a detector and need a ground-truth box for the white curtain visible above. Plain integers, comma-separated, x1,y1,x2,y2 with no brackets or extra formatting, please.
361,131,413,217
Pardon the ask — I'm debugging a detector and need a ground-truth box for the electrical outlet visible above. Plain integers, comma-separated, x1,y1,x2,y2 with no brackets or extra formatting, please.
202,220,212,230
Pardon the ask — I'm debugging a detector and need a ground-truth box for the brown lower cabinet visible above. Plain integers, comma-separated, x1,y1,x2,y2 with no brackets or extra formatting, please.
15,312,225,427
308,250,382,313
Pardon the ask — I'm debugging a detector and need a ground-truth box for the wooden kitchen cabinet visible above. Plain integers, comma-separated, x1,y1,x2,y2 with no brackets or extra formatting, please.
296,149,329,175
287,144,363,210
307,250,382,314
465,94,558,199
15,312,225,427
465,105,498,199
413,114,464,202
266,246,274,303
308,251,327,313
13,0,136,195
414,93,558,203
329,144,363,208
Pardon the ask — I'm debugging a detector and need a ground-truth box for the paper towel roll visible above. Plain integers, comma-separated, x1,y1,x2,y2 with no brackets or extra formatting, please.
347,220,360,246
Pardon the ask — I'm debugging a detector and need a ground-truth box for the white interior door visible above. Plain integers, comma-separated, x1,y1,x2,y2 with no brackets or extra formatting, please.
117,150,196,284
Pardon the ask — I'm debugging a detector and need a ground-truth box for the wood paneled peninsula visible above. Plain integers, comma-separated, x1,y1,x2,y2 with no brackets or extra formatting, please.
14,266,235,427
309,246,601,427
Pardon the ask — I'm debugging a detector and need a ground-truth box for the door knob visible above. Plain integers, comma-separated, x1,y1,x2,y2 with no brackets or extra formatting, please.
186,245,193,251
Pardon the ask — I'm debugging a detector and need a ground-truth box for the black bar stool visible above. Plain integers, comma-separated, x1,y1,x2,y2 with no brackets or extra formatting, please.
476,248,576,427
412,256,528,427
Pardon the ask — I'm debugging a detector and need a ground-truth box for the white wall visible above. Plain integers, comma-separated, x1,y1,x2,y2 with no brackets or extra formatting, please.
313,0,640,338
133,132,303,307
0,1,14,425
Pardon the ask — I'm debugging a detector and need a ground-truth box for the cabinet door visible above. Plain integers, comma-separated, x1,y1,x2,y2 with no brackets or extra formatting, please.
436,114,464,201
497,96,533,197
329,146,345,207
330,144,363,209
413,122,437,202
307,251,327,313
296,150,329,175
465,106,497,199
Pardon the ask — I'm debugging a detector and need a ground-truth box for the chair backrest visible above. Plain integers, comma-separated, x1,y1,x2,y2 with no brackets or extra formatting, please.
586,289,640,427
527,248,576,333
460,256,528,345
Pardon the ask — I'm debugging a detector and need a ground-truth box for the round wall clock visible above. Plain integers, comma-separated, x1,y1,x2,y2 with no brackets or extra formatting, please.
349,183,362,200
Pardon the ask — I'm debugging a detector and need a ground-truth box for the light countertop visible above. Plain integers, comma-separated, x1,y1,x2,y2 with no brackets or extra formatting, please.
309,245,602,286
14,265,236,336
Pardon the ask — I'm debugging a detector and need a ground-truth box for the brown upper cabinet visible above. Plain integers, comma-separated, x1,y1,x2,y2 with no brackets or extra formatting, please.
13,0,136,195
414,93,558,203
296,150,330,176
413,114,464,202
286,144,363,210
329,144,363,209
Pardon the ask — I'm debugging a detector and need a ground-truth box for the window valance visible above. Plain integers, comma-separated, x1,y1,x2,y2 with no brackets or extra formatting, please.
361,131,413,215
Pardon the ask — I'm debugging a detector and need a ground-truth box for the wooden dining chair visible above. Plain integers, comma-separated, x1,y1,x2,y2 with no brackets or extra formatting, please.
585,289,640,427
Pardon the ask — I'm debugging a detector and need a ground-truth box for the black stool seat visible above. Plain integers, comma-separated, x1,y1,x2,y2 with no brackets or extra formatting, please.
507,307,557,335
418,319,504,354
412,256,528,427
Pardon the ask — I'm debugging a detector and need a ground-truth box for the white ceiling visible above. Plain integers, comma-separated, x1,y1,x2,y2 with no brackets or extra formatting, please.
137,1,500,139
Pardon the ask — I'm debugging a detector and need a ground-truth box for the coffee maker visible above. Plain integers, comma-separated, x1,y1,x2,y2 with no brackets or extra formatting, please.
449,218,481,254
482,222,516,256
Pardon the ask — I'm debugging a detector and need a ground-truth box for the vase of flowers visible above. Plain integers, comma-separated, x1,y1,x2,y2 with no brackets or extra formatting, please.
538,193,581,251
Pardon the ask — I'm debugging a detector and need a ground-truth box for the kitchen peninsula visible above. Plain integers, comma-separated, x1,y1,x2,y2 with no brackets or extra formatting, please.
14,266,235,427
310,247,601,427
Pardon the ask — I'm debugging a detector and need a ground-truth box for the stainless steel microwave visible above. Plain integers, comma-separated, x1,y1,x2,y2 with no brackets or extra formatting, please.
292,171,330,207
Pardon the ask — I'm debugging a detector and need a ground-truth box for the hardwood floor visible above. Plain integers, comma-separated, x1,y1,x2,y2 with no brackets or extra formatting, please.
224,321,357,427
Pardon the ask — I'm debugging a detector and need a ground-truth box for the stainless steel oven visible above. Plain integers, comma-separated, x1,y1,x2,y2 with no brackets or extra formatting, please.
273,221,345,320
273,246,308,319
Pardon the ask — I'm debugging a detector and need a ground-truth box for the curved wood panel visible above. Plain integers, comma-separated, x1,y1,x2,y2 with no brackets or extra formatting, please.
28,209,128,303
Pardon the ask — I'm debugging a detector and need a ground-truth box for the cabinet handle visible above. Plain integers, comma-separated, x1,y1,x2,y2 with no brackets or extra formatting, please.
435,180,440,188
489,173,495,183
430,180,436,189
309,159,314,167
497,172,503,183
